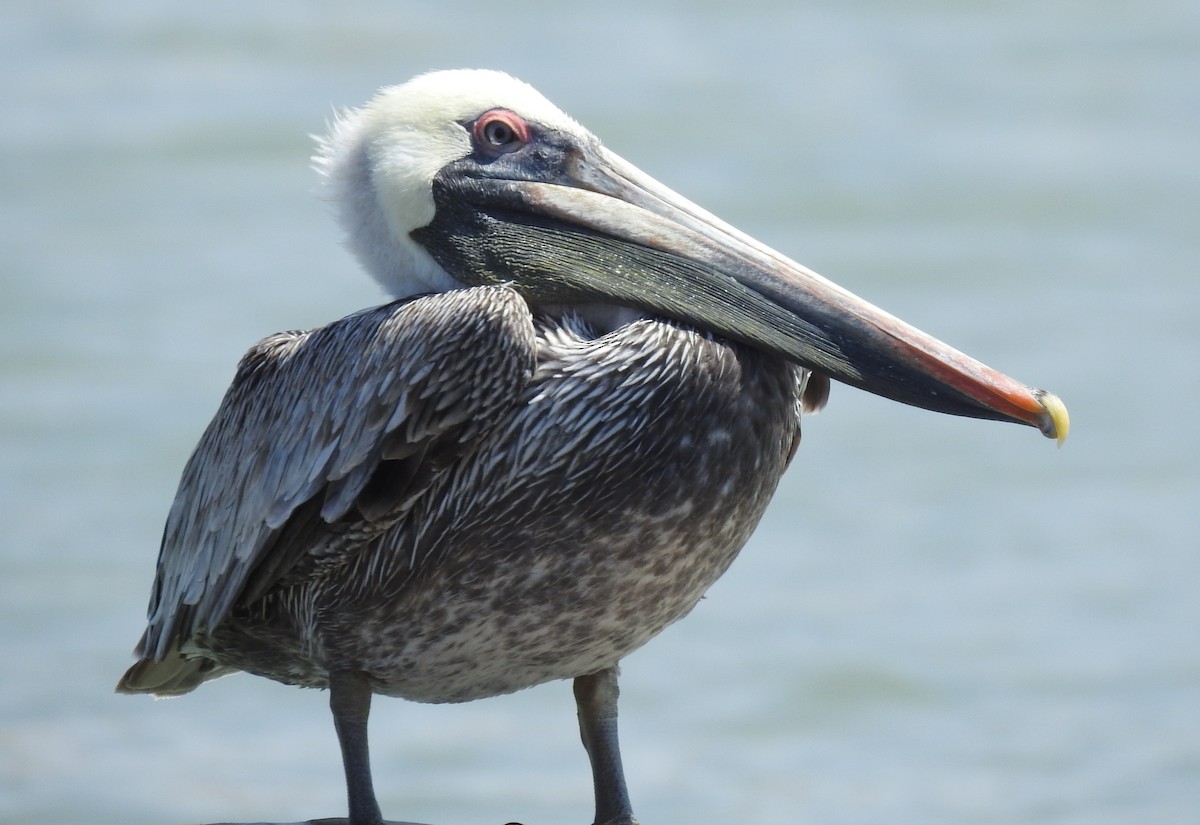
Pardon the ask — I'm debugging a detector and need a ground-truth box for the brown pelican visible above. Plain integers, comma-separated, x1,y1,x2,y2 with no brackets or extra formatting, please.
118,69,1068,825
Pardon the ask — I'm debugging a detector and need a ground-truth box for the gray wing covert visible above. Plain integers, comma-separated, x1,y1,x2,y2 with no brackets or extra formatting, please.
138,285,536,661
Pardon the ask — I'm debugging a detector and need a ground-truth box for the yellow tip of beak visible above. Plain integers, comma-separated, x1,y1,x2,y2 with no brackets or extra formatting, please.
1038,391,1070,446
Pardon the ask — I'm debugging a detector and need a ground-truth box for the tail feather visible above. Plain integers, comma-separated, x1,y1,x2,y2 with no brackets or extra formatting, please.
116,646,236,697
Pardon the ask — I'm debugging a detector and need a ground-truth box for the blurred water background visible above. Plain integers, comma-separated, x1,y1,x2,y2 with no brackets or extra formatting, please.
2,2,1197,824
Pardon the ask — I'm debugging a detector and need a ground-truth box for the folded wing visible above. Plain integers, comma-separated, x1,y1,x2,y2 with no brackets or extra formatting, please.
120,285,536,692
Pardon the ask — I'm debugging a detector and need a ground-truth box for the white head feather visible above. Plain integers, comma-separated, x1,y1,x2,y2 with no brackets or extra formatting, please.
314,69,589,299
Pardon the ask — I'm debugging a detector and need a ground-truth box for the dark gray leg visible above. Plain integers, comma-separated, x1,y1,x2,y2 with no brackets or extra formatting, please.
329,669,383,825
574,666,638,825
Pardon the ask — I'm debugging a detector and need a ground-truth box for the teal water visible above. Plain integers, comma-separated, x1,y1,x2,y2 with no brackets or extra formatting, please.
2,3,1197,824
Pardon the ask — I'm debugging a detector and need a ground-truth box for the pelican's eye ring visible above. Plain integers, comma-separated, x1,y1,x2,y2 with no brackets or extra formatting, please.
472,109,530,154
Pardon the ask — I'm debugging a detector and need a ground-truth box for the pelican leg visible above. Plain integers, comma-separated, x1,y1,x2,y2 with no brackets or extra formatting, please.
330,669,384,825
574,666,638,825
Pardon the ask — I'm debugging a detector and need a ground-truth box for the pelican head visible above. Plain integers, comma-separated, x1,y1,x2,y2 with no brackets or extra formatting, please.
316,69,1067,439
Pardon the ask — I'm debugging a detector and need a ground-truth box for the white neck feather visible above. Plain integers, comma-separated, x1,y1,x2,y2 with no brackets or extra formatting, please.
313,101,464,300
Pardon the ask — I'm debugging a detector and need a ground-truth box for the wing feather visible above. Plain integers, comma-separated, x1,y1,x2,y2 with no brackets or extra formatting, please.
139,285,536,661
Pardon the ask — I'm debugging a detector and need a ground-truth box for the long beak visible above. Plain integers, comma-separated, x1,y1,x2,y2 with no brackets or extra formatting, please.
414,143,1068,443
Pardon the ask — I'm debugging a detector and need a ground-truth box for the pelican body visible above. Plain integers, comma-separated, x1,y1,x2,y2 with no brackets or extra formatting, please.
119,70,1067,825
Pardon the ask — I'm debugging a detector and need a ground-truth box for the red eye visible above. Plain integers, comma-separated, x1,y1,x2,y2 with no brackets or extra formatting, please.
472,109,530,153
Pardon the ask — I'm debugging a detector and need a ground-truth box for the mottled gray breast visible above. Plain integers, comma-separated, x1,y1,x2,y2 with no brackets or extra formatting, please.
209,295,807,702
